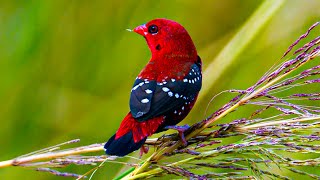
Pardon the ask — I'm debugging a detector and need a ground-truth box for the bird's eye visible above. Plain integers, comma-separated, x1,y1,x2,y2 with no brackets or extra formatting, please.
148,25,158,34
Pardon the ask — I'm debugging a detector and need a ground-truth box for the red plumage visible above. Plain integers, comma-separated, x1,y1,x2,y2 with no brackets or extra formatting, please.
115,113,164,143
136,19,198,81
105,18,202,156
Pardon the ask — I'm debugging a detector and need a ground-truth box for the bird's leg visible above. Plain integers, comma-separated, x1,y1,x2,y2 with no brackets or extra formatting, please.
165,124,190,146
139,145,149,158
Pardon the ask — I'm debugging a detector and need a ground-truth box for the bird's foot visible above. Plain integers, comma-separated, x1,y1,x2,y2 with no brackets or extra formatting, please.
139,145,149,158
165,125,190,146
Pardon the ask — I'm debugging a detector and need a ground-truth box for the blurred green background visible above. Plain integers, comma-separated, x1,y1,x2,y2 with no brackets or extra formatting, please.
0,0,319,179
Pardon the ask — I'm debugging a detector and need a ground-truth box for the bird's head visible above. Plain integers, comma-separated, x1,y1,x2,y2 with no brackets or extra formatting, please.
133,18,197,61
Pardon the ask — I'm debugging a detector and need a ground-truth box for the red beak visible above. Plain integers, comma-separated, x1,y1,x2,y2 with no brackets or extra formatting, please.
133,24,147,36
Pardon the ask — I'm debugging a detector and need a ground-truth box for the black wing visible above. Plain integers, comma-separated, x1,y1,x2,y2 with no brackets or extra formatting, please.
130,58,202,122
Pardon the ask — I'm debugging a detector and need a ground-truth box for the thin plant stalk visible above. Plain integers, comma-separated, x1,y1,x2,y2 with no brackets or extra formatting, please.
0,144,104,168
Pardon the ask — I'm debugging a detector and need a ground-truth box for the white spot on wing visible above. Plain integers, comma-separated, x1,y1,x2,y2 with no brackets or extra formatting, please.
145,89,152,94
171,79,176,82
168,92,173,97
132,85,139,91
175,93,179,98
141,98,149,103
162,87,170,92
183,79,188,82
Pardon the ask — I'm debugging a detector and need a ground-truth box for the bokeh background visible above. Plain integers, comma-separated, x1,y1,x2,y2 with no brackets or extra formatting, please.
0,0,319,179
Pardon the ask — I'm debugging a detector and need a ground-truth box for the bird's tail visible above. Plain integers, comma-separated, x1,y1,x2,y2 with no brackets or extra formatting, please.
104,113,164,156
104,132,146,156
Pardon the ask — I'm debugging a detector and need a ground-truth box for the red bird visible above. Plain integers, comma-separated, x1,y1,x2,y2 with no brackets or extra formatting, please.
104,18,202,156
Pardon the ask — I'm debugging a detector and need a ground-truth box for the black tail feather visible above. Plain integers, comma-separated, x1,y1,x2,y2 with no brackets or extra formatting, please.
104,131,146,156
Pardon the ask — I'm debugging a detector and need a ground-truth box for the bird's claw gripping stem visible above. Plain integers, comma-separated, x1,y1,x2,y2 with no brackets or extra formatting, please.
139,145,149,158
165,125,190,146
